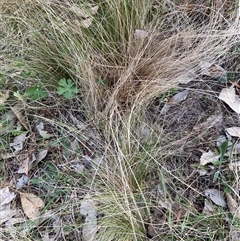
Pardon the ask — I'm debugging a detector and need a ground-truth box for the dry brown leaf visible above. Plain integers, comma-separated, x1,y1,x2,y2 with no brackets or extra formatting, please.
194,115,222,132
10,132,28,152
226,127,240,138
205,189,226,207
36,122,53,139
226,193,240,219
0,209,17,224
202,199,215,216
24,156,29,175
17,156,30,175
0,90,9,105
80,194,97,241
16,175,29,190
0,187,16,206
160,90,189,115
10,103,29,131
5,213,25,227
20,192,44,220
0,187,17,224
229,161,240,171
39,130,53,139
200,151,220,166
200,62,226,78
219,85,240,114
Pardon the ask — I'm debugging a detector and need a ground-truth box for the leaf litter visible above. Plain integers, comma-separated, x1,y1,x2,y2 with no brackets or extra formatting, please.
0,187,16,225
2,46,240,240
20,192,45,221
204,189,226,207
219,85,240,114
2,81,239,240
80,194,97,241
144,74,240,238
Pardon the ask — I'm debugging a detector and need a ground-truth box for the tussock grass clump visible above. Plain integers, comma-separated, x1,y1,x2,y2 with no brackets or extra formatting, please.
1,0,239,115
1,0,240,240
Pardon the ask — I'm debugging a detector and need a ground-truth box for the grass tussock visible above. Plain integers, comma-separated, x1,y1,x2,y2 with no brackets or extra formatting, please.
1,0,240,240
1,0,239,115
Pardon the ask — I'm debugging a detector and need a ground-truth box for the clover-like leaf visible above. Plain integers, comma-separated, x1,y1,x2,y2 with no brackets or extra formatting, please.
57,78,78,99
24,84,48,101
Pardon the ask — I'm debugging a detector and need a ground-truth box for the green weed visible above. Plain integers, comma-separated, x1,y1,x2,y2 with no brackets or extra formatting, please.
57,78,78,99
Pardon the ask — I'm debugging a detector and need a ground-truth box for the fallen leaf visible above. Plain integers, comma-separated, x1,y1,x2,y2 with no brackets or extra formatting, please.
226,193,240,218
23,156,30,175
37,149,48,162
5,215,25,226
0,90,9,105
204,189,226,207
177,75,195,84
70,5,90,18
10,103,29,131
0,187,17,224
160,90,189,115
80,194,97,241
134,29,148,39
226,127,240,138
219,85,240,114
171,90,189,103
18,153,35,174
20,192,45,220
39,130,53,139
16,175,29,190
36,122,53,139
69,4,98,29
199,169,208,176
194,115,223,132
0,209,17,224
202,199,215,216
0,187,16,206
200,62,226,78
200,151,220,166
10,132,28,152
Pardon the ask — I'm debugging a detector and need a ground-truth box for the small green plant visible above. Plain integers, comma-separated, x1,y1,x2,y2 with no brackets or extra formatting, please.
219,63,240,83
212,141,232,192
158,87,178,102
57,78,78,99
24,84,48,100
14,84,48,101
0,119,10,128
96,78,108,86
